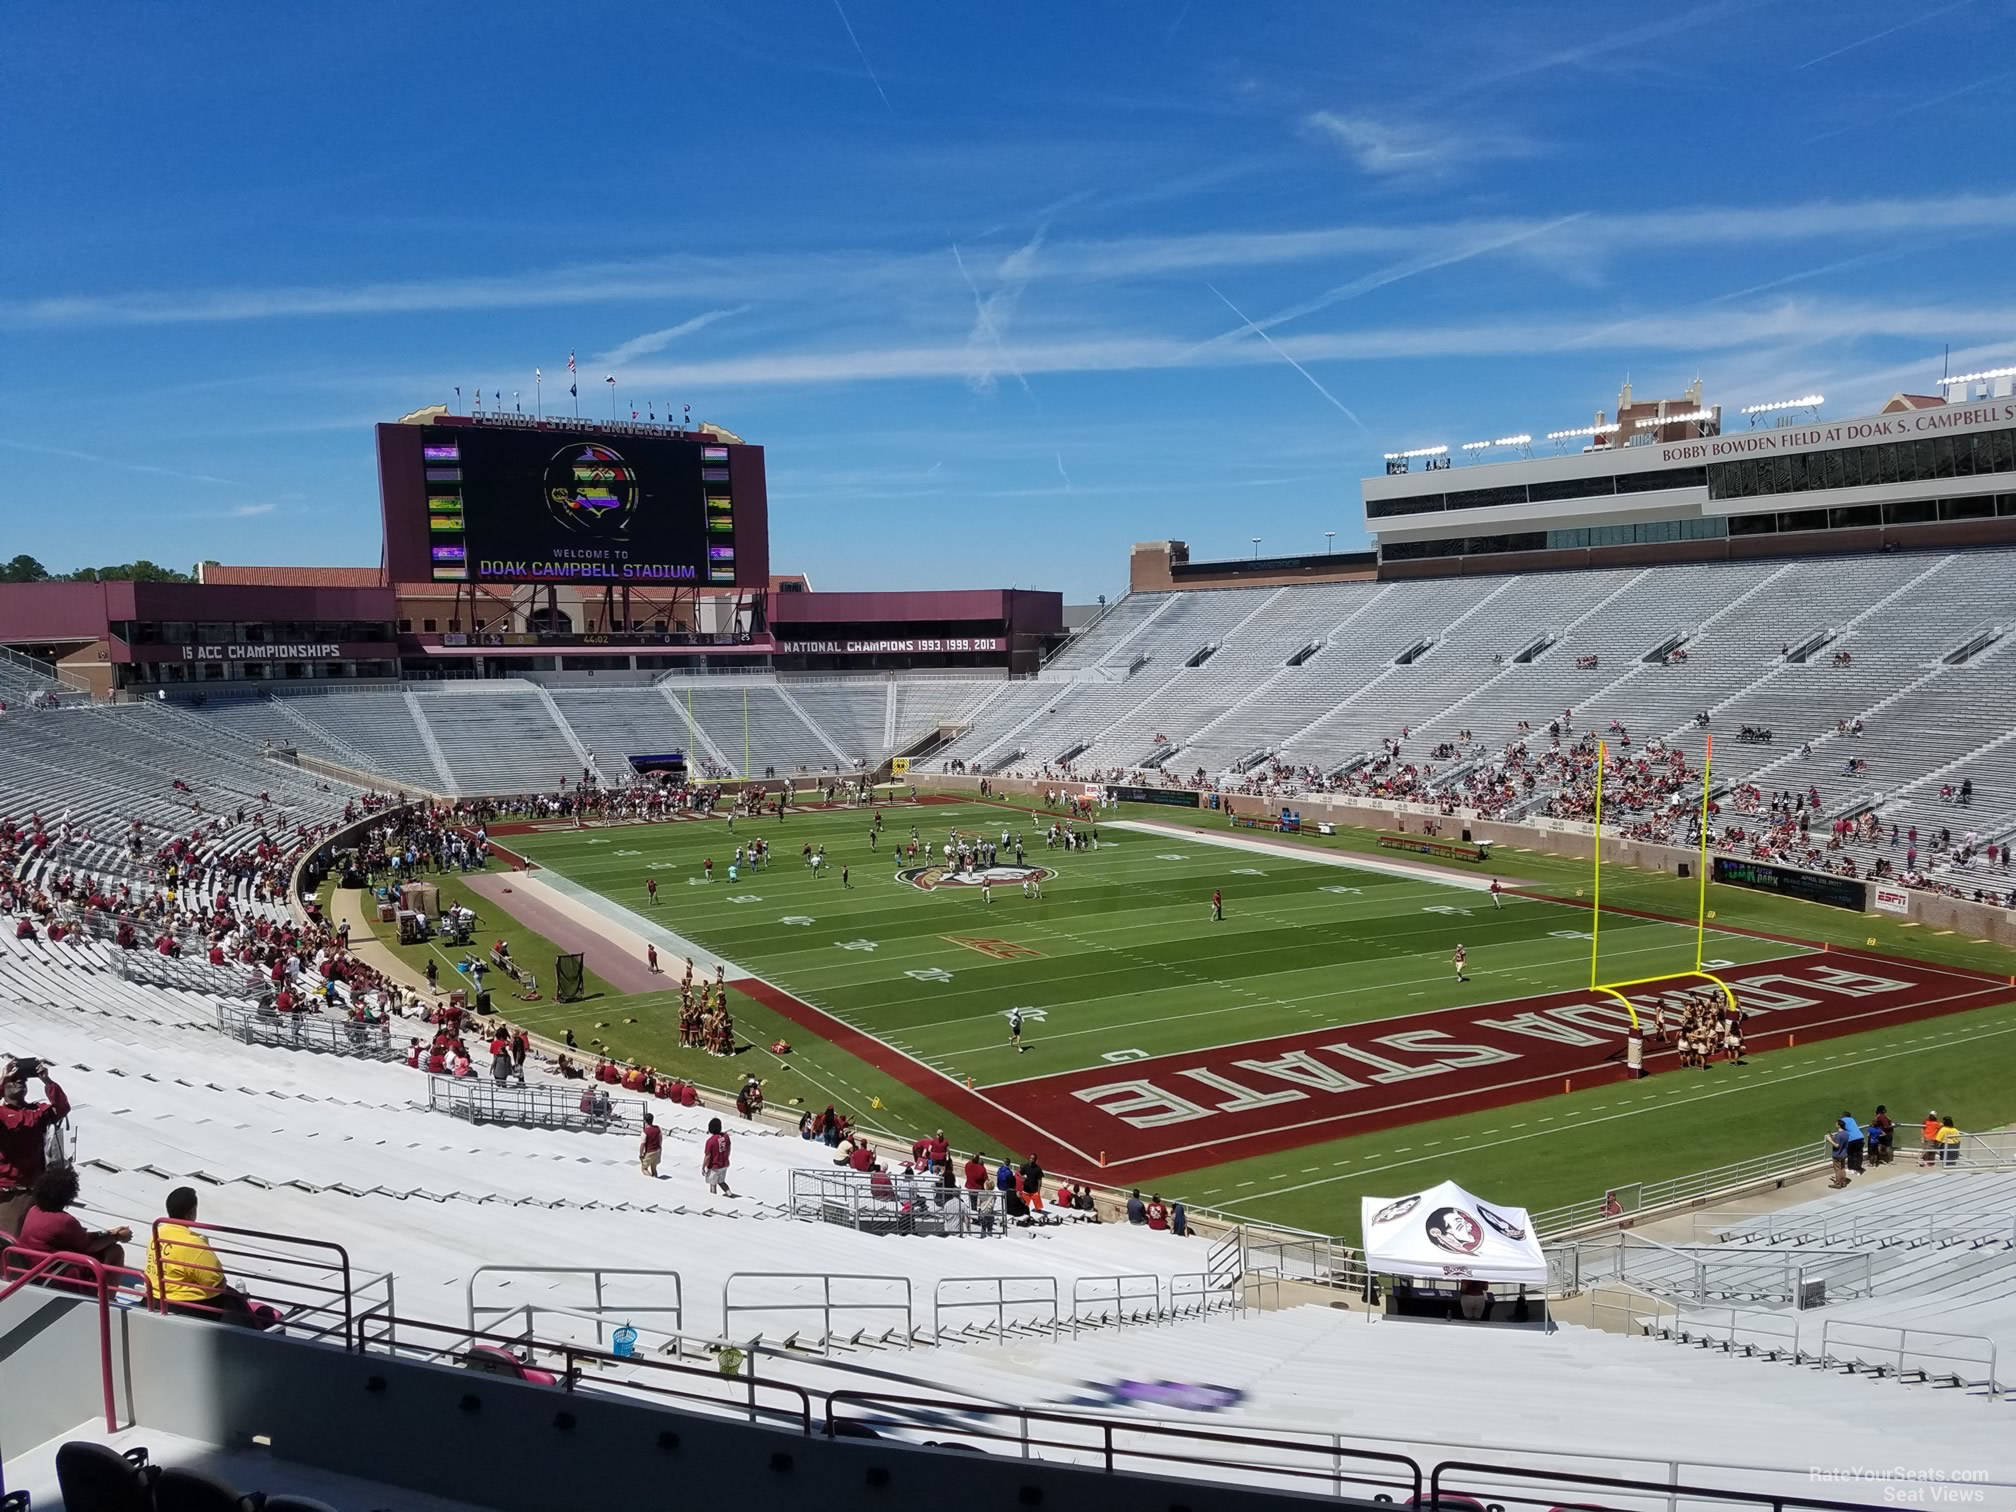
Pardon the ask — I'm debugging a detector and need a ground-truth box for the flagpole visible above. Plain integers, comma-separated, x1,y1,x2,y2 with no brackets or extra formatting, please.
535,370,542,420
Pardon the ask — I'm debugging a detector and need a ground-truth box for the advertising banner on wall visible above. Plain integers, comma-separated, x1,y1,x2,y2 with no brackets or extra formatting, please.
1871,883,1913,915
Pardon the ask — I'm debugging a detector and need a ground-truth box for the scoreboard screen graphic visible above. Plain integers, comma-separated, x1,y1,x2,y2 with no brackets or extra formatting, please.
378,418,765,588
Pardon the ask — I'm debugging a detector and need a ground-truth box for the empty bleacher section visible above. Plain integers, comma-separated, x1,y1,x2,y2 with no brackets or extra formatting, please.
1571,1165,2016,1403
0,645,76,705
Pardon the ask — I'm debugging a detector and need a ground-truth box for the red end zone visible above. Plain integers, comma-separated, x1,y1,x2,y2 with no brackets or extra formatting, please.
980,950,2015,1177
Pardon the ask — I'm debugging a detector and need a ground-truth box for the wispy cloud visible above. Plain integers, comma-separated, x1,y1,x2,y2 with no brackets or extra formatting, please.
1206,282,1369,435
1804,69,2015,144
1303,110,1534,178
1799,0,1977,68
1193,213,1590,355
595,306,750,367
606,295,2016,392
14,192,2016,332
953,230,1043,395
178,501,279,520
1054,453,1073,492
830,0,891,112
1443,0,1758,96
0,436,237,486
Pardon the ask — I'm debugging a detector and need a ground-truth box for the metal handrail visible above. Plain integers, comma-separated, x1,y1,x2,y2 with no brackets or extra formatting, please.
1431,1455,1912,1512
1819,1317,2001,1396
0,1247,138,1432
930,1275,1060,1340
217,1002,398,1060
147,1218,360,1348
466,1265,684,1351
362,1311,815,1430
823,1388,1424,1500
427,1075,647,1132
722,1271,913,1348
1070,1273,1160,1324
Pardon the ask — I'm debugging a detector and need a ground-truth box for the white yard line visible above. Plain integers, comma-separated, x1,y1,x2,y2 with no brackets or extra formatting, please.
1106,818,1505,891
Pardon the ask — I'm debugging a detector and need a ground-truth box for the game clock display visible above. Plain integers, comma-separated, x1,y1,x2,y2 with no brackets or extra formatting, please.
419,426,736,585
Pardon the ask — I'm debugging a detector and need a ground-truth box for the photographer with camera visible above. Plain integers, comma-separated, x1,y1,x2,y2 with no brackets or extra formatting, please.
1,1056,71,1238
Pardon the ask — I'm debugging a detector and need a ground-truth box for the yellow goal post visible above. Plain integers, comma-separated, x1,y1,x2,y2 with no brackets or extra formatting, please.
1589,734,1738,1028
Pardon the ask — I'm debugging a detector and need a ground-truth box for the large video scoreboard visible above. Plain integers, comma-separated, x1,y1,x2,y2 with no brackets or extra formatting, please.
377,415,769,589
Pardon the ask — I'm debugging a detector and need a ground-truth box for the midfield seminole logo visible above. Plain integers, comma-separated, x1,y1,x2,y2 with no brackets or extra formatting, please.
897,863,1056,892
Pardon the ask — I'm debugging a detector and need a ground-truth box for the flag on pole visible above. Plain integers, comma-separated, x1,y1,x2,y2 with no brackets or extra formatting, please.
513,391,521,412
570,381,577,397
535,367,542,381
567,351,576,373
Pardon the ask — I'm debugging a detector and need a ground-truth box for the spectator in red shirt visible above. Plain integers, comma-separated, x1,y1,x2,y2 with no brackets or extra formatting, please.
846,1139,875,1173
17,1163,132,1276
926,1130,950,1169
701,1117,734,1197
1145,1195,1169,1231
1,1060,70,1238
639,1112,663,1179
962,1153,988,1193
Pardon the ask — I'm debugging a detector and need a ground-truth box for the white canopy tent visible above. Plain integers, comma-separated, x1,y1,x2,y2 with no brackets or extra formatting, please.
1359,1179,1549,1285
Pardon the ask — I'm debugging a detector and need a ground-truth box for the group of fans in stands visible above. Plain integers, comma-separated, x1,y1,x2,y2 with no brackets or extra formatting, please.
1024,699,2010,909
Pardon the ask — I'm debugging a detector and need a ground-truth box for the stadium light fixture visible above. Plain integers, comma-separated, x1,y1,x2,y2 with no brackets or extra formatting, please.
1739,394,1824,415
1251,536,1263,560
1634,409,1716,427
1545,423,1620,441
1942,366,2016,387
1381,444,1449,460
1461,434,1532,451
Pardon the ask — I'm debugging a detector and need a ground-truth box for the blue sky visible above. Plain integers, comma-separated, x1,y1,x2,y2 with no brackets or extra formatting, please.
4,1,2014,601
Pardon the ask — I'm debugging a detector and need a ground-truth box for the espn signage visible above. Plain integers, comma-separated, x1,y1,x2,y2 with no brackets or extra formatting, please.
779,637,1007,654
1871,883,1913,916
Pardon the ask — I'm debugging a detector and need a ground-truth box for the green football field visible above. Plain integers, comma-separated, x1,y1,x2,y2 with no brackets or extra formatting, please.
419,796,2016,1239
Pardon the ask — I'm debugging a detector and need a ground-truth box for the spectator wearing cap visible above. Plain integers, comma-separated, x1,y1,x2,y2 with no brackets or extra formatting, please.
0,1058,69,1239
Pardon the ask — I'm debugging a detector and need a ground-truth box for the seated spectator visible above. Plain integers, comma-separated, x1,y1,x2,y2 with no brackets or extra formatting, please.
1126,1189,1147,1224
1145,1194,1169,1231
17,1163,132,1277
144,1187,277,1329
1458,1278,1490,1321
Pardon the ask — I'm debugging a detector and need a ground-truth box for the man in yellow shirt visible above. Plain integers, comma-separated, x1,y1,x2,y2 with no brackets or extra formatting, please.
146,1187,275,1330
1937,1117,1964,1168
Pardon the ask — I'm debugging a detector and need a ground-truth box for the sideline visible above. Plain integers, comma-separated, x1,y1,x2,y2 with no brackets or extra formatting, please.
490,864,749,982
